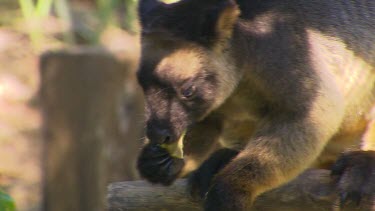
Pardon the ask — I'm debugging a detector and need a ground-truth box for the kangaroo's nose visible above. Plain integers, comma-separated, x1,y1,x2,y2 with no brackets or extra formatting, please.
147,127,172,145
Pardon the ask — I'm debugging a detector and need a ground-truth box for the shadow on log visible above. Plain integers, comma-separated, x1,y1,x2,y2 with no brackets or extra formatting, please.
108,169,374,211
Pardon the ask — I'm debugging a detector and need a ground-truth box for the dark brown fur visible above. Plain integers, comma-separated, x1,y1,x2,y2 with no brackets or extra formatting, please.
136,0,375,210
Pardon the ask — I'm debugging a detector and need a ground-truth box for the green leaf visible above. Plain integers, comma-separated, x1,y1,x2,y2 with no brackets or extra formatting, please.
0,191,16,211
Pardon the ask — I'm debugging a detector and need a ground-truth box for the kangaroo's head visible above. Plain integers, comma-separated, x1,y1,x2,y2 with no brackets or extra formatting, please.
136,0,241,184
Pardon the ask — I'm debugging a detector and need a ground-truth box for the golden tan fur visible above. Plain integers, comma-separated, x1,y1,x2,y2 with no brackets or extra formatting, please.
156,47,204,81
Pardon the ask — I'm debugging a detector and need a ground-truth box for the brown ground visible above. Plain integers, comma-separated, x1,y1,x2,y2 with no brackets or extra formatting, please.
0,26,43,211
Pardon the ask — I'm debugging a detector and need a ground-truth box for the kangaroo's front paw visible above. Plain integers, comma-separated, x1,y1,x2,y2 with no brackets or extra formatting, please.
204,175,253,211
137,144,184,186
331,150,375,209
188,148,238,201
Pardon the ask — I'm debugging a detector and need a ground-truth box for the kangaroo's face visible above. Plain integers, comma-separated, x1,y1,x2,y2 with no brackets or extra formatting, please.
137,36,235,148
136,0,240,184
137,0,240,152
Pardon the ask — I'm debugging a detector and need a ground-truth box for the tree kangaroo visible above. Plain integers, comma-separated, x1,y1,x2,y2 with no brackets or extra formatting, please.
136,0,375,210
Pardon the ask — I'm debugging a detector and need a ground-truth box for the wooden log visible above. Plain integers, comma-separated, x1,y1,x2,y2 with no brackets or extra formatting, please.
108,169,374,211
40,47,143,211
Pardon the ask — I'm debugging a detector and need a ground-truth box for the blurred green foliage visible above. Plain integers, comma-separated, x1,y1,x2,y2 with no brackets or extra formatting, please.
18,0,53,19
15,0,138,47
95,0,137,41
0,190,16,211
18,0,72,47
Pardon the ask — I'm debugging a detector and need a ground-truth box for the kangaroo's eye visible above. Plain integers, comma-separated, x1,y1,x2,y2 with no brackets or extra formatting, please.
181,85,196,99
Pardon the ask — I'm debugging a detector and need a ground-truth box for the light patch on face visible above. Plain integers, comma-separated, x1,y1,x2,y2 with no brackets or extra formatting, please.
156,48,203,82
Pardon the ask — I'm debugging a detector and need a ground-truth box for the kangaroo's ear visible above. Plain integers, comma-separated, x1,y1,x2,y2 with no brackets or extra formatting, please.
213,0,240,50
138,0,240,47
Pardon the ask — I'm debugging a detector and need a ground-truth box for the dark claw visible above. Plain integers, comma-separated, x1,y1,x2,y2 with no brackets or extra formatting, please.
158,158,173,173
156,155,172,165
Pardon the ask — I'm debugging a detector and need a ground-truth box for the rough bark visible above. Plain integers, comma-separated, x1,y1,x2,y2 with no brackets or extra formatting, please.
108,169,374,211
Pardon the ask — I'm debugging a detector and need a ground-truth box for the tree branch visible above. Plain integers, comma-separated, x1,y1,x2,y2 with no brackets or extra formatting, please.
107,169,373,211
